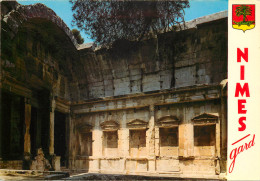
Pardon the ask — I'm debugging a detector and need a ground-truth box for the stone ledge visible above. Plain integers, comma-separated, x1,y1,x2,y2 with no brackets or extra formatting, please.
71,84,221,106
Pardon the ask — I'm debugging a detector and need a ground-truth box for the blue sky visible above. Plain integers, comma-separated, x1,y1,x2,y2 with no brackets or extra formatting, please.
17,0,228,43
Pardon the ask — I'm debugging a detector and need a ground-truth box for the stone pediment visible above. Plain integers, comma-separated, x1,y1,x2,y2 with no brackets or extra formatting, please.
100,120,119,131
76,123,93,133
127,119,148,129
157,115,179,127
192,113,218,125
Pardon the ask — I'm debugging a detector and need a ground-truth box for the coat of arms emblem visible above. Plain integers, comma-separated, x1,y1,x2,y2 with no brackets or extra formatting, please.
232,4,255,32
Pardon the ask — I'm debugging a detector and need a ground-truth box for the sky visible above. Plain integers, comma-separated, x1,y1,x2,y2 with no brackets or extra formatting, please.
17,0,228,44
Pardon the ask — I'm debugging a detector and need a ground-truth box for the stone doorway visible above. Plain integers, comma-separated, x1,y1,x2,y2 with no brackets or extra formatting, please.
54,111,67,167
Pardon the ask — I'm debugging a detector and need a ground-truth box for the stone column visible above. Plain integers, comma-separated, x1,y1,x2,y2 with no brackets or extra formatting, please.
24,98,31,155
49,99,56,155
147,105,156,172
69,113,76,170
23,98,31,169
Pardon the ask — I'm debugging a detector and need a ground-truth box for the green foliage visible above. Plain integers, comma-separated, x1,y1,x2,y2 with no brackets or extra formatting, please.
71,28,84,44
233,20,255,26
235,5,252,22
70,0,189,45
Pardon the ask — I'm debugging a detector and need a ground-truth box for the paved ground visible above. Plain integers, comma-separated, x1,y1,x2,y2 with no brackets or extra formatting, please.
0,170,225,180
0,169,69,180
65,173,224,180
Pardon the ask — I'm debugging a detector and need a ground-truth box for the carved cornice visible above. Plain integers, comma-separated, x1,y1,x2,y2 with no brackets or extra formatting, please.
127,119,148,129
192,113,219,125
157,115,179,127
100,120,119,131
55,98,70,113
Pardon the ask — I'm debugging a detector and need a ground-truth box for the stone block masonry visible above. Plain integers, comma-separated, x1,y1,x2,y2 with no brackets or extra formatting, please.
0,1,227,179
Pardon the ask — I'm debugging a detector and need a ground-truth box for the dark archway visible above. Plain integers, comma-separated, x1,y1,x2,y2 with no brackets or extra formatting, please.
0,91,24,160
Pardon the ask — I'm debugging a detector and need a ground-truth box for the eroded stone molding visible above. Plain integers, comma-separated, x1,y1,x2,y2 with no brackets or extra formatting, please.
76,123,93,133
100,120,119,131
157,115,180,127
2,2,79,48
192,113,219,125
127,119,148,129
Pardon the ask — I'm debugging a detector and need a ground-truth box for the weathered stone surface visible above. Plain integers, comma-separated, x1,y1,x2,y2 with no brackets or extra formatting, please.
2,1,78,48
0,2,227,179
30,148,51,171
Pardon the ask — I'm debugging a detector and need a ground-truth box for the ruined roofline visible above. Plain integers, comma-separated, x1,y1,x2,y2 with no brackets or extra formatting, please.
3,1,227,51
77,10,228,51
2,1,80,49
183,10,228,29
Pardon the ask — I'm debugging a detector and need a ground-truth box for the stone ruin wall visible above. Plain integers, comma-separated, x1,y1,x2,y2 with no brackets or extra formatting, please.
68,11,228,178
70,12,227,101
70,86,226,177
1,1,228,179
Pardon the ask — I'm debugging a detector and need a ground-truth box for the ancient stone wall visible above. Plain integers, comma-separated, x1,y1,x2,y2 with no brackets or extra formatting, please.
1,2,227,178
69,84,226,178
68,12,227,178
70,12,227,102
1,1,75,168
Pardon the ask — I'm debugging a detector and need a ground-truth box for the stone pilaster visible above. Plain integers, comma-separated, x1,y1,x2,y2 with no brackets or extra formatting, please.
147,105,156,172
90,116,103,172
220,89,227,173
147,105,155,156
154,127,160,156
92,130,103,157
0,93,2,160
215,120,221,174
49,99,56,155
24,98,31,155
118,111,129,157
179,124,194,158
117,112,129,173
179,107,194,158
